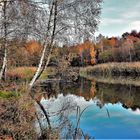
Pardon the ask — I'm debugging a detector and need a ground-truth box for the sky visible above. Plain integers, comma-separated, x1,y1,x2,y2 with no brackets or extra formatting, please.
95,0,140,37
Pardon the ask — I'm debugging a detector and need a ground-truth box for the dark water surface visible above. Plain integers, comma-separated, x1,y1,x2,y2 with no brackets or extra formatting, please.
36,78,140,139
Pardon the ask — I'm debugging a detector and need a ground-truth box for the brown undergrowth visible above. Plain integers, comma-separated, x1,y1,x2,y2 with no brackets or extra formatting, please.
0,83,37,140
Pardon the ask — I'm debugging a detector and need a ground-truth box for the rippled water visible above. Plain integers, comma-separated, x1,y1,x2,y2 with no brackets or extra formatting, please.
36,77,140,139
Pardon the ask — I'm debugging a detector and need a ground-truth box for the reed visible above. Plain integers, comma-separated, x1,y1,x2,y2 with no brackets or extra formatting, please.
80,62,140,77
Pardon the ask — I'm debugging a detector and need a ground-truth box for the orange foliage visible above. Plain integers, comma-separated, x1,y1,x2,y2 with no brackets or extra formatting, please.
96,37,119,52
70,40,96,64
25,40,42,54
108,37,118,47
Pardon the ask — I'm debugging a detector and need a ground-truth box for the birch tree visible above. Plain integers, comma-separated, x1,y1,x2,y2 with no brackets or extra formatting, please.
0,0,37,80
0,0,8,80
0,0,102,83
28,0,103,88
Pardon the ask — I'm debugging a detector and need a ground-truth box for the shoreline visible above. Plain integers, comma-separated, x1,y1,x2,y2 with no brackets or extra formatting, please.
80,62,140,86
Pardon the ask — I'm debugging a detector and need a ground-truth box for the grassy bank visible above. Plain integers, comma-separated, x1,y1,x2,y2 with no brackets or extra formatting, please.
7,67,37,81
80,62,140,77
1,66,56,99
6,66,56,81
0,66,58,139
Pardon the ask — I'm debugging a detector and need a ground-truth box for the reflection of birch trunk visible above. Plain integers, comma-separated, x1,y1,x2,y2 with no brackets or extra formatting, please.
0,47,7,80
35,112,43,136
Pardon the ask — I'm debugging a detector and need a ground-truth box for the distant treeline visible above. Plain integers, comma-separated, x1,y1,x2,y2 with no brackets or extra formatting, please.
68,30,140,66
0,30,140,68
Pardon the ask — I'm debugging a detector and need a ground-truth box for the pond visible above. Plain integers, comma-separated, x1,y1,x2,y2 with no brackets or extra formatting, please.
35,77,140,139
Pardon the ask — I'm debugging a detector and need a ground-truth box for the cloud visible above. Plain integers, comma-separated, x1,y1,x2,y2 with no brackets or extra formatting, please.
121,11,140,19
130,21,140,30
101,18,125,26
97,0,140,37
120,20,140,33
104,7,118,13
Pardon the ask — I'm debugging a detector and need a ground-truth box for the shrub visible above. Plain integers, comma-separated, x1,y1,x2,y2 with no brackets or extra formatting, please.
98,50,113,63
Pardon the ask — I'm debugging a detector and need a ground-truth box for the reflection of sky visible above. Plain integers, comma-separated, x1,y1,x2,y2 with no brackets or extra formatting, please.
80,103,140,139
41,94,140,139
128,108,140,115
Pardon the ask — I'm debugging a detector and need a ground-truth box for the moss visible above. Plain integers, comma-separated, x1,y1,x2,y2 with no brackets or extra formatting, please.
40,70,48,80
0,90,20,99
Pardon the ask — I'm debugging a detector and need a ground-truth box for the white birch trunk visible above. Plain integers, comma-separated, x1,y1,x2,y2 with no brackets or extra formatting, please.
0,48,7,80
44,45,54,70
29,43,47,88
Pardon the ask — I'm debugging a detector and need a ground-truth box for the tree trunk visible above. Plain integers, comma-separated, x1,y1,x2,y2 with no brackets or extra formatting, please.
0,48,7,80
29,0,57,89
29,43,47,88
0,1,7,81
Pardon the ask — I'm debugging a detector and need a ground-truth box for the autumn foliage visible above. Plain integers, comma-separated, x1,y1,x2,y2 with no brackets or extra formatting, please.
25,40,42,55
1,30,140,69
96,30,140,63
69,40,96,66
7,40,42,67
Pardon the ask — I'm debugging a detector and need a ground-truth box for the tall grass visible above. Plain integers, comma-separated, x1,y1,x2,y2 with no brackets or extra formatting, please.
7,67,37,81
80,62,140,77
6,67,56,81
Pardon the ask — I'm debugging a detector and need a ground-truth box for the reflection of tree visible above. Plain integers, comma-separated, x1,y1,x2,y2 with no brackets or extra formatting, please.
33,81,60,101
79,78,96,101
34,95,93,139
96,82,140,111
35,78,119,139
34,78,140,112
34,78,97,102
90,80,97,99
54,96,93,139
124,85,134,108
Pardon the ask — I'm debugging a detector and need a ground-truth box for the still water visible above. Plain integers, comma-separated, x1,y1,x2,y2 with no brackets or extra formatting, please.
36,78,140,139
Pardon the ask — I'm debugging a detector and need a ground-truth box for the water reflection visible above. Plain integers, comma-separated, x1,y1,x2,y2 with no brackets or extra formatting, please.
35,78,140,111
34,78,140,139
